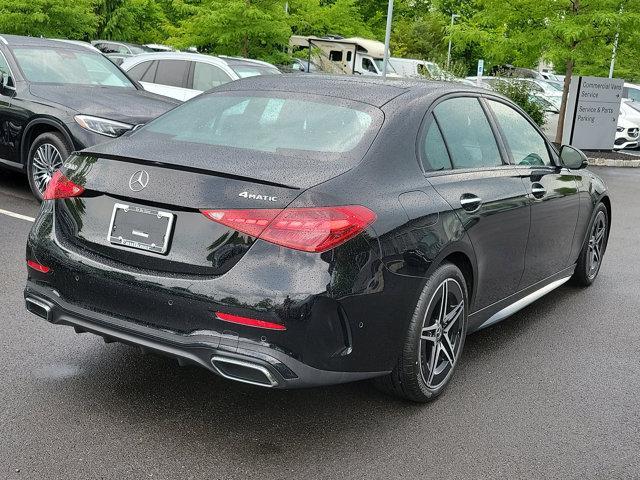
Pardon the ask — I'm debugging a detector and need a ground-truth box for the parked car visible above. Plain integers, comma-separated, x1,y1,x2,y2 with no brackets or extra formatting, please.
91,40,154,65
290,58,319,73
143,44,174,52
389,58,453,80
0,35,180,199
24,75,610,402
614,118,639,150
623,82,640,102
120,52,281,101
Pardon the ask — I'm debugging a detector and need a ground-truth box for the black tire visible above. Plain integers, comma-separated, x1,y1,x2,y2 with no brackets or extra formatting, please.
374,262,468,402
26,131,72,201
572,203,609,287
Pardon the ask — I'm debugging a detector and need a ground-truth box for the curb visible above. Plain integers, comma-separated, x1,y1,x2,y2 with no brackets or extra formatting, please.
588,158,640,167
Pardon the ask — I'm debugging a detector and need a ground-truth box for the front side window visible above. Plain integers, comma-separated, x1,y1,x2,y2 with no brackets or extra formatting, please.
487,100,552,166
433,97,502,169
127,60,153,81
154,60,188,88
12,47,134,88
192,62,232,91
141,94,375,156
362,58,378,73
0,52,14,87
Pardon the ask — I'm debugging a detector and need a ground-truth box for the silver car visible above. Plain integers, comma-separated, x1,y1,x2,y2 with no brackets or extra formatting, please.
120,52,281,101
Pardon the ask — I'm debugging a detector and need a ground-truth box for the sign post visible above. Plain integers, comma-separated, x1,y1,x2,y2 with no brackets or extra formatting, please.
562,76,623,150
476,59,484,87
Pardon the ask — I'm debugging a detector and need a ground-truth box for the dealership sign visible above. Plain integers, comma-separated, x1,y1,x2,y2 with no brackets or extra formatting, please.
562,76,623,149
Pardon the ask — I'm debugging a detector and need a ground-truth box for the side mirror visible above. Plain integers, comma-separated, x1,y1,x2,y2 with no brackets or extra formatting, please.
559,145,588,170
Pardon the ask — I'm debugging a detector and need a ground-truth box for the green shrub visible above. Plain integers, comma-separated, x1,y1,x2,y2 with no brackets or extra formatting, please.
491,79,546,127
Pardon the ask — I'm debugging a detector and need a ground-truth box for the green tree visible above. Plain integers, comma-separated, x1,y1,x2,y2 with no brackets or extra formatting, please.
0,0,99,39
287,0,372,38
456,0,640,142
97,0,168,43
171,0,291,60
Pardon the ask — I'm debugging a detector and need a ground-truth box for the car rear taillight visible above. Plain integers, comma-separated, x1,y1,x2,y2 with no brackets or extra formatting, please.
216,312,286,331
43,171,85,200
27,260,50,273
201,206,376,253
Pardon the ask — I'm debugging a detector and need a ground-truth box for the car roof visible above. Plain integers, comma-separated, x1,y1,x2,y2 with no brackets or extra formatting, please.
120,51,230,68
213,74,485,108
0,34,92,51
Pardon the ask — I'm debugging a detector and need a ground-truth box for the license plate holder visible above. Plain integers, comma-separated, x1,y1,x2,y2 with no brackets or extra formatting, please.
108,203,174,254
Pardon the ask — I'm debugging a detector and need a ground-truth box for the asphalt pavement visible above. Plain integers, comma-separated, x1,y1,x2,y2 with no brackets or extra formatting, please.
0,167,638,479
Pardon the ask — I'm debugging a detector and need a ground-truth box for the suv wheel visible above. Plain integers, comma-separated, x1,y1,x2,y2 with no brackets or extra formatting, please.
375,262,468,402
27,131,72,201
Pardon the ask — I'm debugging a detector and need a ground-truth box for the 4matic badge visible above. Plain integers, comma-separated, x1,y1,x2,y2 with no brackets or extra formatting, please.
238,191,278,202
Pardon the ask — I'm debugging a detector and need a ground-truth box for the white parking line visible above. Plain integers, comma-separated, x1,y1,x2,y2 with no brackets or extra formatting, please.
0,208,35,222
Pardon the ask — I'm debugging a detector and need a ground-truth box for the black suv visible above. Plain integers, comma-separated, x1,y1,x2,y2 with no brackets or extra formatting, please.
0,35,180,199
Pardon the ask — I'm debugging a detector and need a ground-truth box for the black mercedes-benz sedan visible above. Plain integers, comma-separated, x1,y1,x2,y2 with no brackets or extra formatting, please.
24,75,610,402
0,34,180,200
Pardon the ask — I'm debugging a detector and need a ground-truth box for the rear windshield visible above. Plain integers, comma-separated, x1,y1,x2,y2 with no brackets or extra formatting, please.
141,93,377,155
229,64,281,78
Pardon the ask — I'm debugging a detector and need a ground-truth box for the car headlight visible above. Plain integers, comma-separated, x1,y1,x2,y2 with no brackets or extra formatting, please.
616,126,624,132
74,115,134,137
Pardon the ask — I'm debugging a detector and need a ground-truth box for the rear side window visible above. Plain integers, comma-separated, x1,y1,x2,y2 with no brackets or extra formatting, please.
433,97,502,169
142,94,375,155
422,116,452,171
154,60,188,88
487,100,552,166
192,62,232,91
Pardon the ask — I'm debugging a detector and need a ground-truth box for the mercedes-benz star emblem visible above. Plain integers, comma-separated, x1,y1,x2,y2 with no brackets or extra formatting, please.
129,170,149,192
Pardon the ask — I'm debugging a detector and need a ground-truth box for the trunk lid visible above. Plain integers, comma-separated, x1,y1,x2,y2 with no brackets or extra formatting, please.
55,154,300,276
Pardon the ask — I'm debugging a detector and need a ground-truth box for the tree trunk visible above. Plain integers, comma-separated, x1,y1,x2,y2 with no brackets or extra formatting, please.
555,58,574,144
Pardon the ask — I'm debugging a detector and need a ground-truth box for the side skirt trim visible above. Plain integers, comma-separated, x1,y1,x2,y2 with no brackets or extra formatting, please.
477,276,572,330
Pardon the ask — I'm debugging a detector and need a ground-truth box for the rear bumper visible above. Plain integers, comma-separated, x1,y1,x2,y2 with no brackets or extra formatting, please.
24,282,388,389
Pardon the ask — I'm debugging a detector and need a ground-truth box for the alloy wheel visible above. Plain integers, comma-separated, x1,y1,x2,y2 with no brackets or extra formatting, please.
587,211,607,279
32,143,63,195
419,278,465,390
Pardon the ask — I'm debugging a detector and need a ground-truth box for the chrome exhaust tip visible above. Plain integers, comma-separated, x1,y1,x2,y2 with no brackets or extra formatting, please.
211,356,279,388
25,297,52,321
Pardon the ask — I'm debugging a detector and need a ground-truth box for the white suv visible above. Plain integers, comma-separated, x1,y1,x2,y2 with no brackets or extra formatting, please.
120,52,281,101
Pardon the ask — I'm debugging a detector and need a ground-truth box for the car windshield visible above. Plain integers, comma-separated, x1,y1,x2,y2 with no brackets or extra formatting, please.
141,93,375,155
373,58,397,74
13,47,135,87
230,64,281,78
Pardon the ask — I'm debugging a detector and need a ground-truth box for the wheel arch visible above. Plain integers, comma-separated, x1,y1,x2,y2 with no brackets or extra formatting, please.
425,241,478,310
20,118,75,166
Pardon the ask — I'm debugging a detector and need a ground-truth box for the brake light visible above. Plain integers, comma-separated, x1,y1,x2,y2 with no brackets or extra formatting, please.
43,171,84,200
27,260,50,273
201,206,376,253
216,312,286,331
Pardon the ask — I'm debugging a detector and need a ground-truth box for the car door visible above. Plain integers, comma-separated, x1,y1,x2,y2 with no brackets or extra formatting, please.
0,48,21,165
422,95,531,311
485,98,580,288
145,59,191,101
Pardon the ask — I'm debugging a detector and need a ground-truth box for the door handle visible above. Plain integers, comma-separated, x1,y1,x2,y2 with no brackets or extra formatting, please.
531,183,546,199
460,194,482,212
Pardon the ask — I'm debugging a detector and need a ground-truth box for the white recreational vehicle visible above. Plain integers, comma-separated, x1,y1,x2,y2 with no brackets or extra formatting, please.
289,36,398,77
